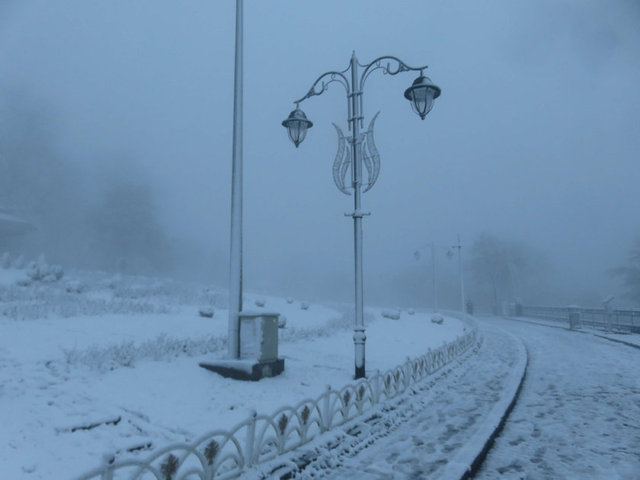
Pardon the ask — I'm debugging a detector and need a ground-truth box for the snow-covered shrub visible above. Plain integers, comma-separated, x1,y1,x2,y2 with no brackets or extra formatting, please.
286,297,294,304
65,281,85,294
278,315,287,328
430,313,444,324
278,309,366,342
49,264,64,281
199,307,214,318
1,252,11,269
300,302,309,310
61,333,227,372
407,309,416,315
15,276,32,287
381,310,401,320
255,298,266,307
26,261,64,283
26,262,40,280
13,255,25,269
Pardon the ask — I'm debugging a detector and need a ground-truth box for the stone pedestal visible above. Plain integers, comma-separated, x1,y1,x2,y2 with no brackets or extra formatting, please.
200,312,285,381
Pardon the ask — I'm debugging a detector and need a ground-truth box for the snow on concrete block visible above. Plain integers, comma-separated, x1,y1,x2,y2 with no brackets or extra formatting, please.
286,297,294,304
300,302,309,310
198,307,214,318
382,310,401,320
239,312,280,363
278,315,287,329
407,308,416,315
255,299,266,307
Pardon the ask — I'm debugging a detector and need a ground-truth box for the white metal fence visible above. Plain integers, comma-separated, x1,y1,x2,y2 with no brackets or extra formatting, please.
519,305,640,333
75,315,478,480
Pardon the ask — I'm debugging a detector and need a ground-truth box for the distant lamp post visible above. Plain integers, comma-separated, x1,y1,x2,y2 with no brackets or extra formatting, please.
415,237,465,313
283,52,440,379
452,235,466,313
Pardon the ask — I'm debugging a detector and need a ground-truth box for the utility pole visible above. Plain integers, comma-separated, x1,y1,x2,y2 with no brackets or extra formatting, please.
228,0,243,359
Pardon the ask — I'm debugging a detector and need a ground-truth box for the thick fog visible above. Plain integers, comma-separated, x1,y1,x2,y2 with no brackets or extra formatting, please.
1,0,639,309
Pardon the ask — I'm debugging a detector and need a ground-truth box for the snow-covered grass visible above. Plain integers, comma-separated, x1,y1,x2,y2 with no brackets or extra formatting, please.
0,269,467,480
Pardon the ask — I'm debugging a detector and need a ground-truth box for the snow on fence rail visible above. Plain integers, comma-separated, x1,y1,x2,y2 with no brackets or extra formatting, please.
74,317,478,480
519,305,640,333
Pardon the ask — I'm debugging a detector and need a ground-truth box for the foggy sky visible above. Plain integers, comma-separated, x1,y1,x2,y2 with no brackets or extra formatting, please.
1,0,639,307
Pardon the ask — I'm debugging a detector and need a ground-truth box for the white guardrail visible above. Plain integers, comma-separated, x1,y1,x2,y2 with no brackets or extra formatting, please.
75,313,478,480
518,305,640,333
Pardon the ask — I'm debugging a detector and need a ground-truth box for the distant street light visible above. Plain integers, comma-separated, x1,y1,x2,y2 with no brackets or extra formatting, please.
283,52,440,379
415,236,465,313
452,235,466,313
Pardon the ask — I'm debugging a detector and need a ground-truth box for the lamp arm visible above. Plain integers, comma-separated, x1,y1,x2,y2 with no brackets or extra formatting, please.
359,55,429,91
293,70,351,104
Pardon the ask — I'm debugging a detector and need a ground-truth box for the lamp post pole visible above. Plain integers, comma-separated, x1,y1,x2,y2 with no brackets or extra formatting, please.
348,54,367,379
228,0,243,359
416,240,463,313
453,234,466,313
283,53,440,379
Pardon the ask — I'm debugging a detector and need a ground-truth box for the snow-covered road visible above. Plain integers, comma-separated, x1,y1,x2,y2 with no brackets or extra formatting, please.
252,323,523,479
260,317,640,480
476,316,640,479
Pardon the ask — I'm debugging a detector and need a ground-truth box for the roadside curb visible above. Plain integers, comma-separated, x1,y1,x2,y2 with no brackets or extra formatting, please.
504,316,640,351
589,334,640,350
438,332,529,480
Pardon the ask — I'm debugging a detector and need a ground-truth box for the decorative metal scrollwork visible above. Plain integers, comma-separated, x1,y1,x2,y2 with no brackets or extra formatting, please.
359,55,428,91
362,111,381,193
332,112,382,195
295,70,350,104
332,123,351,195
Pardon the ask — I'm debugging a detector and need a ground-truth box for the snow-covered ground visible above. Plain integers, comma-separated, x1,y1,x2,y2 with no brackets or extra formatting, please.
476,316,640,479
0,268,468,479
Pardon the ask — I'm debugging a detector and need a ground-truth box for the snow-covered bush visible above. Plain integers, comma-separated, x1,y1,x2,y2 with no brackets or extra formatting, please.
300,302,309,310
286,297,294,304
199,307,214,318
61,334,226,372
430,313,444,324
26,261,64,283
0,280,171,320
278,315,287,328
381,310,401,320
408,309,416,315
255,298,266,307
13,254,25,269
65,281,85,294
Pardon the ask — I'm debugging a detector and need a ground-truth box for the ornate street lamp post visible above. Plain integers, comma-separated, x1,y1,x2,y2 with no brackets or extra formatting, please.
283,52,440,379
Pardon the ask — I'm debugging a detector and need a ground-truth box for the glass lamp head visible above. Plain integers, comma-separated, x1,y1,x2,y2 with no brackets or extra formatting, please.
404,75,441,120
282,107,313,147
